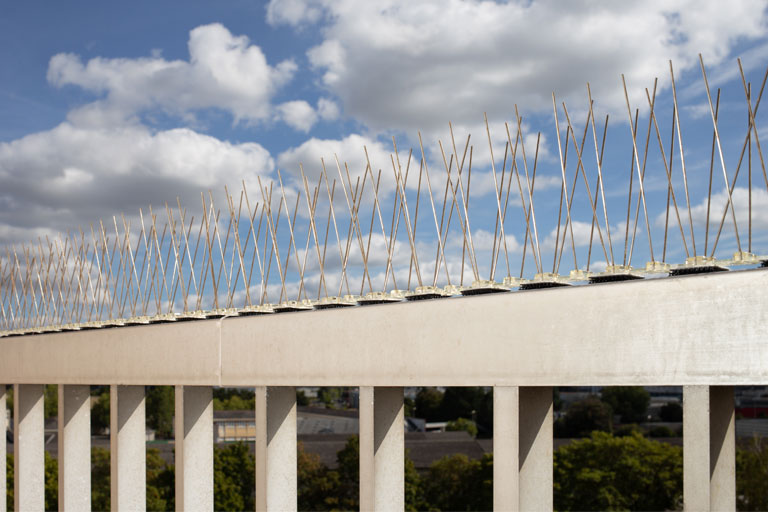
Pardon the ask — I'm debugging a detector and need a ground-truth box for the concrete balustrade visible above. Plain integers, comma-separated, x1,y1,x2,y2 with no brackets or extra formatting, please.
175,386,214,512
0,270,765,510
14,384,44,512
58,385,91,511
255,386,298,512
684,385,736,511
110,385,146,511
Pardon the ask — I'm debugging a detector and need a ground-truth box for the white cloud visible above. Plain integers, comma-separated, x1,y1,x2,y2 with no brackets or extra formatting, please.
0,122,274,245
48,23,299,127
277,133,403,189
317,98,340,121
268,0,768,133
276,100,318,132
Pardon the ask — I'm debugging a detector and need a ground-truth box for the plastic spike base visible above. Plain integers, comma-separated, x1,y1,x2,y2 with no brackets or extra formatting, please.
460,280,509,296
724,251,761,267
520,273,571,290
237,304,276,316
589,265,644,284
273,300,314,313
313,296,358,310
356,290,406,305
670,256,728,276
406,286,450,301
568,269,593,283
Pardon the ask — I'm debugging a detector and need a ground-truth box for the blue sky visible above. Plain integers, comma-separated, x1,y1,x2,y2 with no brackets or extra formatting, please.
1,0,768,291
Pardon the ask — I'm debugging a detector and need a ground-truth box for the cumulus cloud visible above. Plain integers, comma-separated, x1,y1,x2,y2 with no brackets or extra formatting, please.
277,133,406,188
0,122,274,244
48,23,299,127
276,100,319,132
267,0,768,133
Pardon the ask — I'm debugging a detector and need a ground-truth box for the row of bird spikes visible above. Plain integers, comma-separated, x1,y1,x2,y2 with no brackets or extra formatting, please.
1,55,768,335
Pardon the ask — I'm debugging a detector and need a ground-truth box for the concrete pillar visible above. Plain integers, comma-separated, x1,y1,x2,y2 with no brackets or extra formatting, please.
110,385,146,512
519,386,553,511
374,387,404,512
174,386,213,512
255,386,297,512
710,386,735,511
684,385,710,511
13,384,44,512
493,386,520,510
358,386,375,511
58,385,91,511
684,385,736,511
1,386,6,512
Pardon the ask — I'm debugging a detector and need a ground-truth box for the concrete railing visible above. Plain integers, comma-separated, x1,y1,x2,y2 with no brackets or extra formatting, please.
2,268,767,511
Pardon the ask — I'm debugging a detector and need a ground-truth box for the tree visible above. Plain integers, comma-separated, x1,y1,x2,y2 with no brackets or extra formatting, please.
91,448,111,511
297,442,340,511
446,417,479,438
659,401,683,422
554,431,682,511
555,397,612,438
737,436,768,510
91,391,110,434
44,452,58,511
7,452,59,511
147,448,174,511
214,442,255,511
146,386,174,438
414,387,443,421
296,389,309,406
422,453,492,511
601,386,650,424
44,384,57,420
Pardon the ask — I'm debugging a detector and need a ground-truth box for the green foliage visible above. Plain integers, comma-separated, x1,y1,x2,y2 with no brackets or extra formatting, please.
214,442,255,511
296,389,309,406
146,386,174,438
446,417,479,438
414,386,493,434
91,448,111,511
649,426,676,438
555,396,612,438
6,452,59,511
44,451,58,511
659,401,683,422
147,448,174,511
213,387,255,411
404,396,415,417
5,386,12,416
554,431,682,511
91,391,110,434
6,453,12,512
44,385,58,420
601,386,650,424
298,442,343,510
737,436,768,510
415,387,443,421
317,387,342,409
613,423,643,437
423,453,492,511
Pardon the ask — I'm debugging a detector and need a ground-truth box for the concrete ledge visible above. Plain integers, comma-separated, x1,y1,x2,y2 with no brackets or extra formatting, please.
0,269,766,386
0,320,220,385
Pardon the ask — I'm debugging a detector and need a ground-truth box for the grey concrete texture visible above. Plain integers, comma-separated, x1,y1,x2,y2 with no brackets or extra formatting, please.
0,269,766,387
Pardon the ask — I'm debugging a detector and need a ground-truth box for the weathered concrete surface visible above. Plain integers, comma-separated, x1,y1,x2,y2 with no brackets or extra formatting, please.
175,386,213,512
110,385,146,511
58,385,91,511
14,384,44,512
0,269,766,386
374,387,404,511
